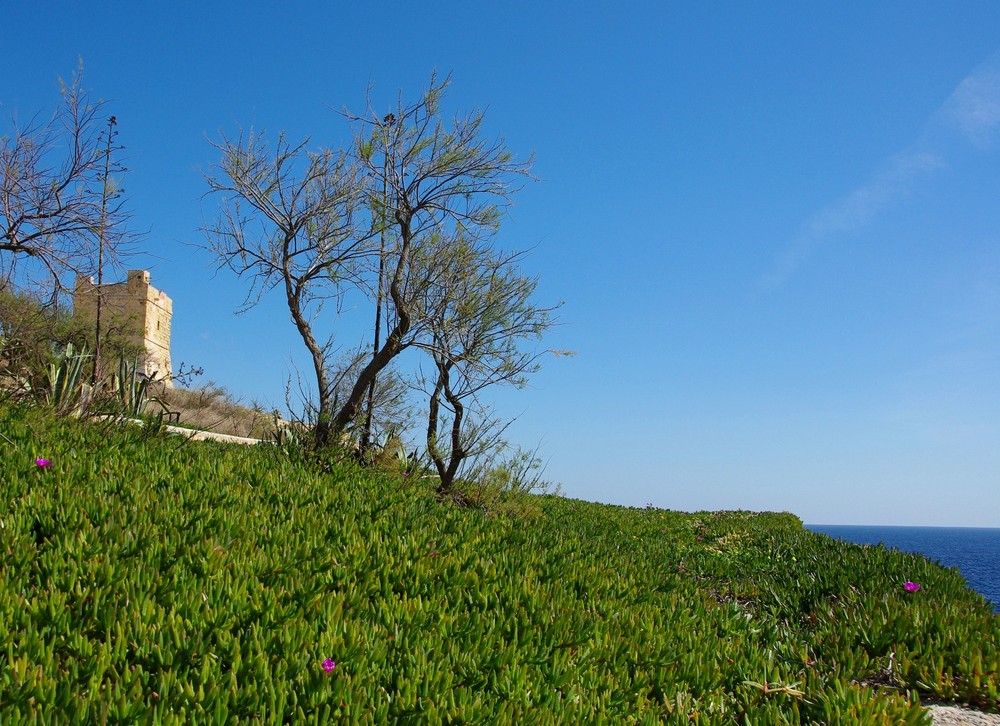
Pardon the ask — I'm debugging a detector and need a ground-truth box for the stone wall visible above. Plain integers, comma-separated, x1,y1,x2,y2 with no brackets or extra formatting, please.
73,270,173,386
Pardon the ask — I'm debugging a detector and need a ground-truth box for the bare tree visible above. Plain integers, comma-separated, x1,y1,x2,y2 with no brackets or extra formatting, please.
203,131,369,445
1,65,129,302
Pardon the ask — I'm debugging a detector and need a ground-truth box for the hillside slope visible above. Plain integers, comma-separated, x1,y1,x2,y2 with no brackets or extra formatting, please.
1,403,997,723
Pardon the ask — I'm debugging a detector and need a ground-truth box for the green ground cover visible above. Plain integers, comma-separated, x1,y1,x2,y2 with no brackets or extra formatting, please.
1,402,997,723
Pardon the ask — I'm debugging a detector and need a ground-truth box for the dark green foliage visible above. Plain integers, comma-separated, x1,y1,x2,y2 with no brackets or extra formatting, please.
0,287,88,396
0,286,143,405
0,403,996,723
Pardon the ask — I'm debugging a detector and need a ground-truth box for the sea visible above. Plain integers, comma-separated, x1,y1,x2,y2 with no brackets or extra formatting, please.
805,524,1000,613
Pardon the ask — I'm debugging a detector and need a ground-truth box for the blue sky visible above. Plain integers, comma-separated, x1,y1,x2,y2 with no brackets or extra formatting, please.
4,2,1000,526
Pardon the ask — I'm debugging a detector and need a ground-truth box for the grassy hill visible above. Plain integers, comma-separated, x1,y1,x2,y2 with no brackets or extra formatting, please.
1,401,997,723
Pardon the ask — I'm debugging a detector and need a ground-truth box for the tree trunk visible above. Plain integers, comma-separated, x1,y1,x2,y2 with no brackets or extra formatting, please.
427,356,465,496
332,210,412,433
283,266,333,447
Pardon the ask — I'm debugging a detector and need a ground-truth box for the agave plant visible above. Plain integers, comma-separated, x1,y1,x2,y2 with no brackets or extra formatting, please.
47,342,91,415
366,426,412,470
112,354,171,422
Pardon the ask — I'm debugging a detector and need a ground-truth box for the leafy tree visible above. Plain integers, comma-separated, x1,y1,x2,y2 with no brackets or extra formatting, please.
418,239,557,495
203,76,553,460
0,286,86,395
0,283,144,403
338,76,533,438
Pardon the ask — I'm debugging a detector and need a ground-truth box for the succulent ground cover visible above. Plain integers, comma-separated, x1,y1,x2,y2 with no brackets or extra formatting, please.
1,403,997,723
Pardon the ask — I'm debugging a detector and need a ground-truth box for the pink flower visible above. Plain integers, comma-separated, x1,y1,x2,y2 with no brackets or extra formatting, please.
35,458,52,468
903,581,921,593
321,658,336,673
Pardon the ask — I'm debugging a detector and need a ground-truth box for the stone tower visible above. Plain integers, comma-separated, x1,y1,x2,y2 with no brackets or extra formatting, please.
73,270,173,387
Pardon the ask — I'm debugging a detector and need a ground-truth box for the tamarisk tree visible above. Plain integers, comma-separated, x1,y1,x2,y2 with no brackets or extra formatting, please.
418,238,556,494
335,76,537,435
203,76,555,459
203,132,364,446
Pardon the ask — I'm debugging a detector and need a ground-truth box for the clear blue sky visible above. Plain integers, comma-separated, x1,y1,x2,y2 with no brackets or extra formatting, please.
5,2,1000,526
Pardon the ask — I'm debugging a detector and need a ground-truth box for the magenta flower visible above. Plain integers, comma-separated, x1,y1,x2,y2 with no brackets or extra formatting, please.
35,458,53,468
696,536,703,541
321,658,336,673
903,581,921,593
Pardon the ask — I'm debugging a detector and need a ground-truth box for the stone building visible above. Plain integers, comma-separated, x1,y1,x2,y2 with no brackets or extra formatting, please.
73,270,173,386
